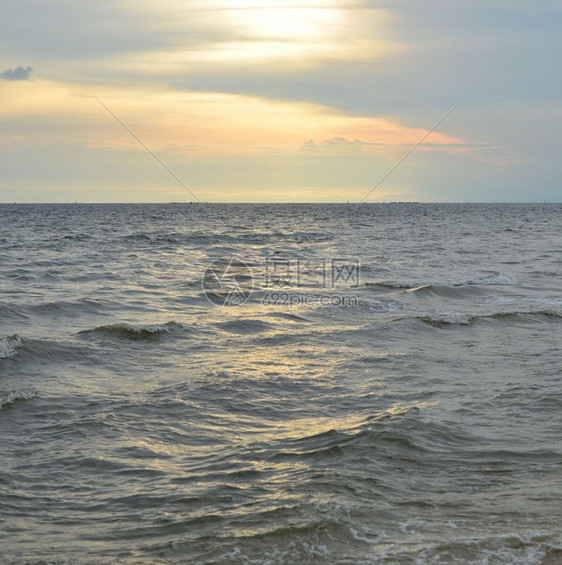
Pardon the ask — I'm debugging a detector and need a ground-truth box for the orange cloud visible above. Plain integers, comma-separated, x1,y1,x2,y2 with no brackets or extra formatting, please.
0,80,465,159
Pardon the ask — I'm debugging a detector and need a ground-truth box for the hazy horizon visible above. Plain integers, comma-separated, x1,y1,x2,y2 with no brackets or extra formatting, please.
2,200,560,205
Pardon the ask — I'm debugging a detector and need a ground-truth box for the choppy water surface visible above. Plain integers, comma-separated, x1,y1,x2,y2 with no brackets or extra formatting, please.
1,203,561,564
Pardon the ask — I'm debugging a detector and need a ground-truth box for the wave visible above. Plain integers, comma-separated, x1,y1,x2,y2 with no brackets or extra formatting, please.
359,297,415,312
0,303,29,320
0,299,113,319
217,319,274,334
337,528,560,565
405,284,491,299
271,407,430,464
0,335,101,363
0,335,23,359
367,272,520,292
79,321,188,340
0,388,37,409
118,229,333,248
287,230,332,243
417,308,562,327
62,233,93,241
20,298,116,316
120,231,240,245
466,273,521,286
416,313,475,326
264,312,313,324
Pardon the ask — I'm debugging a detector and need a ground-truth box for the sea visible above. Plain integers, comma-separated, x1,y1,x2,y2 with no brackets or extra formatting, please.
1,202,561,564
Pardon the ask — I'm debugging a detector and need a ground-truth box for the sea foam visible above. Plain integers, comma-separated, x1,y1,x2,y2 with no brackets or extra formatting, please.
0,335,23,359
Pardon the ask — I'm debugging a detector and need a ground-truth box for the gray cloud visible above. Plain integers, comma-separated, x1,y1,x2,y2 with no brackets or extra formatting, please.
1,66,33,80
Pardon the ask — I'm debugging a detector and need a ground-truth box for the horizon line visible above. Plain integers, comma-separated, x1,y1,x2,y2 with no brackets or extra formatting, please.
1,201,559,205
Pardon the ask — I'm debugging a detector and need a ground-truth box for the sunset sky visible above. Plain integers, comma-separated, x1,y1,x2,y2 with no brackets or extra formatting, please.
1,1,560,202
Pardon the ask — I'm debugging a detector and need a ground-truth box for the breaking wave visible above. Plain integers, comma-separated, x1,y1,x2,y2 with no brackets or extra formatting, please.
416,308,562,327
79,321,189,340
0,388,37,409
368,272,521,292
0,335,23,359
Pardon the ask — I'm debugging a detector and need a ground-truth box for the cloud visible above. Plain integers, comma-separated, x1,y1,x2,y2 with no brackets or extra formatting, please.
1,66,33,81
1,1,561,202
0,79,485,202
0,80,465,157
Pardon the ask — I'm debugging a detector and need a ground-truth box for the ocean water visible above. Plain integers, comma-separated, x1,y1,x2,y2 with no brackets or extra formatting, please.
0,202,561,564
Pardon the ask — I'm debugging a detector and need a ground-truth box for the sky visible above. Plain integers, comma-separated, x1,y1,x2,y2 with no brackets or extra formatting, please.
1,0,561,203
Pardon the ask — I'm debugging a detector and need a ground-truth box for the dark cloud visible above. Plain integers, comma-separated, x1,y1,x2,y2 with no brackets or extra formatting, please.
1,66,33,81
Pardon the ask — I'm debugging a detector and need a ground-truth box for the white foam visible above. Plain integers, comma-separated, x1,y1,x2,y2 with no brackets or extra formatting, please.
493,296,562,313
0,335,23,359
349,527,380,545
423,312,472,325
398,517,424,533
407,529,555,565
422,303,562,325
375,273,520,290
0,388,37,409
361,297,416,312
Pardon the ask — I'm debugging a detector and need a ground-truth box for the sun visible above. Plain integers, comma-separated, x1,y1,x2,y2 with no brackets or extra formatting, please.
123,1,397,68
222,1,341,43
